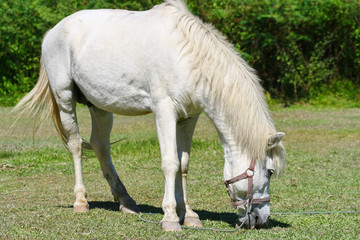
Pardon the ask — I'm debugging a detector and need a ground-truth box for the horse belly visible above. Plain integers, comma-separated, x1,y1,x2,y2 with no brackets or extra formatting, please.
72,42,155,115
75,74,152,116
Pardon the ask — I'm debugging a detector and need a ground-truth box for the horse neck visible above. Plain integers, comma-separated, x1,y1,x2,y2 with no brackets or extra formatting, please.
197,68,274,165
205,108,253,180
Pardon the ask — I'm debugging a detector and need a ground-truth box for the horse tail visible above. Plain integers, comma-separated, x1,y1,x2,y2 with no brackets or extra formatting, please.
12,58,68,147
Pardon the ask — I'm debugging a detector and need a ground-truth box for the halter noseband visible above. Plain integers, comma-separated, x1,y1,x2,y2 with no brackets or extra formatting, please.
224,158,270,211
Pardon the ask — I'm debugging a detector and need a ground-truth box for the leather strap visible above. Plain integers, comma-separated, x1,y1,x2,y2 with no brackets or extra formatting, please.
231,197,270,208
251,197,270,205
224,158,256,187
224,158,270,209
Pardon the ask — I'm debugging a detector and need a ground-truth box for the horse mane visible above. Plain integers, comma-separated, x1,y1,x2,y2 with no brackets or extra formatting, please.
165,0,285,171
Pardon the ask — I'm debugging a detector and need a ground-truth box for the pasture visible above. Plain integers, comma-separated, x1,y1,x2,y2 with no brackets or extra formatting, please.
0,106,359,239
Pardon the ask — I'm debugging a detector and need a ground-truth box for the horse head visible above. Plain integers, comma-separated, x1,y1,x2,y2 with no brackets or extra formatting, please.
224,132,285,229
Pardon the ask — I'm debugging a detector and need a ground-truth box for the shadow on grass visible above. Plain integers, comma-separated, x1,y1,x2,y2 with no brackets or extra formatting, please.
265,218,291,229
89,201,120,211
190,209,290,229
59,201,120,212
80,202,290,229
0,151,17,159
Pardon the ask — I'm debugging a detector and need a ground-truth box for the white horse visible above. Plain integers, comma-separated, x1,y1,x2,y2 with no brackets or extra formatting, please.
14,0,285,231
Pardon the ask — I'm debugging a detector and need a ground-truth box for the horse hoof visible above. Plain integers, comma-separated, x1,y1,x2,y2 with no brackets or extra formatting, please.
184,217,203,228
74,203,89,213
120,204,140,214
161,221,182,231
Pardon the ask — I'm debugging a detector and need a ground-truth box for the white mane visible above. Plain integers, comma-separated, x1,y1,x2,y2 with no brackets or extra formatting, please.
166,0,285,171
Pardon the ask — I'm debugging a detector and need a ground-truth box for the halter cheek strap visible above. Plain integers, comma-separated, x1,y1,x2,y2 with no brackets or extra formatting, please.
224,158,270,209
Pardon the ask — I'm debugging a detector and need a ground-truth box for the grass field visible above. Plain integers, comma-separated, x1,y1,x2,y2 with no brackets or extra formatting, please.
1,105,359,239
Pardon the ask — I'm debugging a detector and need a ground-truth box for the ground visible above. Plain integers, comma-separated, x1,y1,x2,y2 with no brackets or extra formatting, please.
0,106,359,239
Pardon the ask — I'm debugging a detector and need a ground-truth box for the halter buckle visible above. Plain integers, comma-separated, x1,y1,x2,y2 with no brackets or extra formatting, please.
246,168,254,178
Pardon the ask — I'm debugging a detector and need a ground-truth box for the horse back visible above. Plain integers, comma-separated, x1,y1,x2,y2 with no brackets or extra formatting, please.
41,4,195,116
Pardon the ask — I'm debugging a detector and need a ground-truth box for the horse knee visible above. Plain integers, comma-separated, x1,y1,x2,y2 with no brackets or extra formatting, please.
161,158,180,175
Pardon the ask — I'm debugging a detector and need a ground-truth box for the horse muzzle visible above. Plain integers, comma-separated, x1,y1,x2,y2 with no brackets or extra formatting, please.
238,206,270,229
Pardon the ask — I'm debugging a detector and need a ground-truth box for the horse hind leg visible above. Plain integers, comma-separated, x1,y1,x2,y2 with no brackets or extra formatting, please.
53,86,89,212
89,106,140,213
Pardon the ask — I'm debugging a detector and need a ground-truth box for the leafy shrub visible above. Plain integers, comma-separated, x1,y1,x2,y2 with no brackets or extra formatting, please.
193,0,360,103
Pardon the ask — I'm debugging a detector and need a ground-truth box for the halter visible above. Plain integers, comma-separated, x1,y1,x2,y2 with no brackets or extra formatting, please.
224,158,270,213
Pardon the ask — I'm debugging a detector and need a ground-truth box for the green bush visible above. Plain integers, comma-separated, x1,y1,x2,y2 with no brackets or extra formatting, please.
193,0,360,103
1,0,359,105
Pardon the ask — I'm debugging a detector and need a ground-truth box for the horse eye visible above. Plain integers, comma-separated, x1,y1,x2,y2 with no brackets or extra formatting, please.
267,169,274,178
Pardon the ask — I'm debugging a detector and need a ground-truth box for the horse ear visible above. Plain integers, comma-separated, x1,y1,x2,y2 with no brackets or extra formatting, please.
268,132,285,149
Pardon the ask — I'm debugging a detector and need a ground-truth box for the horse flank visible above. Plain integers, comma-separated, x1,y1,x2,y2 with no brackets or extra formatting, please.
166,0,283,168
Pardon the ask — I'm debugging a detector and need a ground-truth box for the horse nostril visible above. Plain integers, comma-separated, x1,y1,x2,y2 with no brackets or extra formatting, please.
253,212,270,228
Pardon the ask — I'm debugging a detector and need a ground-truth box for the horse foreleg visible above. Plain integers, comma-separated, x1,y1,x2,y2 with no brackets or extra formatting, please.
89,106,139,213
155,103,182,231
176,116,203,227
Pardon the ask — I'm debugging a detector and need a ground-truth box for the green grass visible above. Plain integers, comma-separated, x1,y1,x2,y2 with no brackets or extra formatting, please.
1,106,359,239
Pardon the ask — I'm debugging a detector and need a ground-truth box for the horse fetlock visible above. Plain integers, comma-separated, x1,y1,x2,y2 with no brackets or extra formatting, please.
74,188,87,200
185,207,199,218
113,194,120,202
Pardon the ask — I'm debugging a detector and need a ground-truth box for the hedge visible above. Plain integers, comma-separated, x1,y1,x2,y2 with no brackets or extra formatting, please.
1,0,359,105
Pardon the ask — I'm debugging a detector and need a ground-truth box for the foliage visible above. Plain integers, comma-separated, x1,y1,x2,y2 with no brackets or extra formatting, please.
192,0,360,103
1,0,359,105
